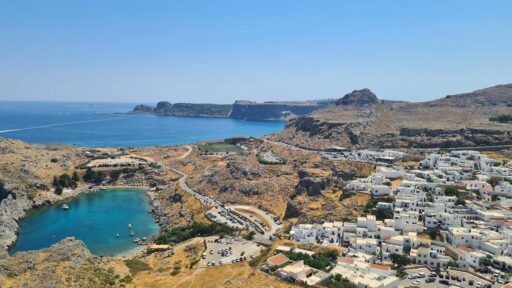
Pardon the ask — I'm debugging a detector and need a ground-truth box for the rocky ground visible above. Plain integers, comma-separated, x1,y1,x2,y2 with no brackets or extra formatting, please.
270,84,512,149
159,139,375,223
0,138,374,287
0,237,117,288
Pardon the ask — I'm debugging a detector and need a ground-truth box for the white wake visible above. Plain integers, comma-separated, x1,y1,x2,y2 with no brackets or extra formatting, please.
0,117,124,134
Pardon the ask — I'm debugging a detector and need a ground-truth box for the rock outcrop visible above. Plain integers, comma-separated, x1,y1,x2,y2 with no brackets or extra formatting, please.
0,237,116,288
335,88,378,106
270,84,512,149
132,104,155,113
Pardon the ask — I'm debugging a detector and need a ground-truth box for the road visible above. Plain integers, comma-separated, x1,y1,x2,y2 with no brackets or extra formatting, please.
263,139,317,154
164,145,280,243
227,205,282,242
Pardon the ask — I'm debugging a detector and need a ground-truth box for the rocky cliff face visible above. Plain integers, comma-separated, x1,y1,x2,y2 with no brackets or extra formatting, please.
230,100,335,121
133,101,232,117
270,84,512,149
0,237,117,288
131,99,335,121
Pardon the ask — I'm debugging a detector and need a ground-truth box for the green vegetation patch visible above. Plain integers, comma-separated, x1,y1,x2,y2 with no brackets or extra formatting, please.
198,142,243,153
284,249,338,271
124,259,151,275
155,221,234,246
489,114,512,123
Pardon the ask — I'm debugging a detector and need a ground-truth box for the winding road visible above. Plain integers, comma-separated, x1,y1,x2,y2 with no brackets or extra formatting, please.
165,145,278,243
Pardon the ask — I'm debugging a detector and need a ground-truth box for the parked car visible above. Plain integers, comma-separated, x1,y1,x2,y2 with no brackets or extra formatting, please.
426,277,435,283
439,279,449,285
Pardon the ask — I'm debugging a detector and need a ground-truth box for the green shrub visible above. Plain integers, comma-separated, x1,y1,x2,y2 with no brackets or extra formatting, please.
489,114,512,123
285,249,338,271
155,222,234,246
124,259,151,275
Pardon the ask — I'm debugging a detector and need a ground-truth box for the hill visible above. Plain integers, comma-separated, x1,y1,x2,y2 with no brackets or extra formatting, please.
269,84,512,149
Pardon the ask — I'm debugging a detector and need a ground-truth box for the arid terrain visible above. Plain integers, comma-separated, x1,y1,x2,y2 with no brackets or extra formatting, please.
0,136,373,287
270,84,512,149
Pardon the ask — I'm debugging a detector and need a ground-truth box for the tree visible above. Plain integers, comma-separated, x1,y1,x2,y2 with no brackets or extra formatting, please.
60,173,74,188
455,198,466,206
447,260,459,268
375,208,393,221
83,168,106,184
427,227,441,240
488,176,504,187
444,186,458,196
52,176,59,187
390,253,411,269
244,231,256,240
54,186,63,195
72,171,80,186
481,255,493,267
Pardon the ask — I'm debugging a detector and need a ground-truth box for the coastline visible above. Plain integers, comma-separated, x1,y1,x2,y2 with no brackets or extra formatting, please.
2,184,162,259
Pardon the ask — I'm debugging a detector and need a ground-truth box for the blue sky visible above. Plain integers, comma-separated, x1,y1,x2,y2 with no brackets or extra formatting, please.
0,0,511,103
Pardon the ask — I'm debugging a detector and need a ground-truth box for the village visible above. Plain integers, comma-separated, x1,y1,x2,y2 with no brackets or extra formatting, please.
255,148,512,288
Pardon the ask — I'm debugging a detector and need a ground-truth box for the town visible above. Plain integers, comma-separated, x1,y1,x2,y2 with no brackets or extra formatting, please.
256,149,512,288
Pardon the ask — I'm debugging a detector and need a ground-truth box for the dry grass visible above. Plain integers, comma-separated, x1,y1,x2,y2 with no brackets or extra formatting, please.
129,237,296,288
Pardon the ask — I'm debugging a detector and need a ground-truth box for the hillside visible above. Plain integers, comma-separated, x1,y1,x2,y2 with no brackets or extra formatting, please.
269,84,512,149
230,99,335,121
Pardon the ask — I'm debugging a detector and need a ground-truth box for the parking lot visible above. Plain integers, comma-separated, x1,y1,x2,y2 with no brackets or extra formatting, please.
400,268,499,288
199,236,261,268
206,207,246,230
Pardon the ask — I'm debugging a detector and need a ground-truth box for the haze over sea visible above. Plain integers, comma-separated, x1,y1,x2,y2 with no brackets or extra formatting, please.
0,101,285,147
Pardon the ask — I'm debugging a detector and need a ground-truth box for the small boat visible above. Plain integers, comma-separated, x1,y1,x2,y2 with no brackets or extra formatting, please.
61,204,69,210
130,231,135,236
115,234,120,238
128,223,132,229
133,238,140,243
142,237,147,241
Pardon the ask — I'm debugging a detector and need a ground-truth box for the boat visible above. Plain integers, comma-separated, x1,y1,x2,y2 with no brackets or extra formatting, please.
61,204,69,210
115,234,120,238
130,231,135,236
128,223,132,229
133,238,140,243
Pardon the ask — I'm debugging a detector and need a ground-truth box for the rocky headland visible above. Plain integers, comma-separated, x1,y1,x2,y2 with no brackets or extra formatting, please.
131,99,335,121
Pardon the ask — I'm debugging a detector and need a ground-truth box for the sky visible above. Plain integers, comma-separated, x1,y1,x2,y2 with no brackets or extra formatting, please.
0,0,511,104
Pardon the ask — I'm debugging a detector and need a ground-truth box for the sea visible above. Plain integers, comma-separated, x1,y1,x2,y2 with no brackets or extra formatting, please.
2,101,284,255
9,188,160,256
0,101,285,147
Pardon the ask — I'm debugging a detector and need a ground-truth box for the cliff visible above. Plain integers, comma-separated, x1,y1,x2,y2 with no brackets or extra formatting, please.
131,99,336,121
0,237,117,288
230,100,335,121
269,84,512,149
132,101,232,117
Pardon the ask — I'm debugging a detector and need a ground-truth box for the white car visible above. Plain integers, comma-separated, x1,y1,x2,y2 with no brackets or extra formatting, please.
412,280,420,285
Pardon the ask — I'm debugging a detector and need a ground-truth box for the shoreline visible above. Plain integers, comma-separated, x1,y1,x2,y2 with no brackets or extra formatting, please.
3,185,162,259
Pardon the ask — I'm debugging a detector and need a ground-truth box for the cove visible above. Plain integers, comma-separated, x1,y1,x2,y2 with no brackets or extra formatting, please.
9,188,159,256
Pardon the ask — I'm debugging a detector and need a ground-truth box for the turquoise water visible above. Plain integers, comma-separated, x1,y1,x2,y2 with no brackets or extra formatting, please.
0,101,285,147
9,189,159,256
